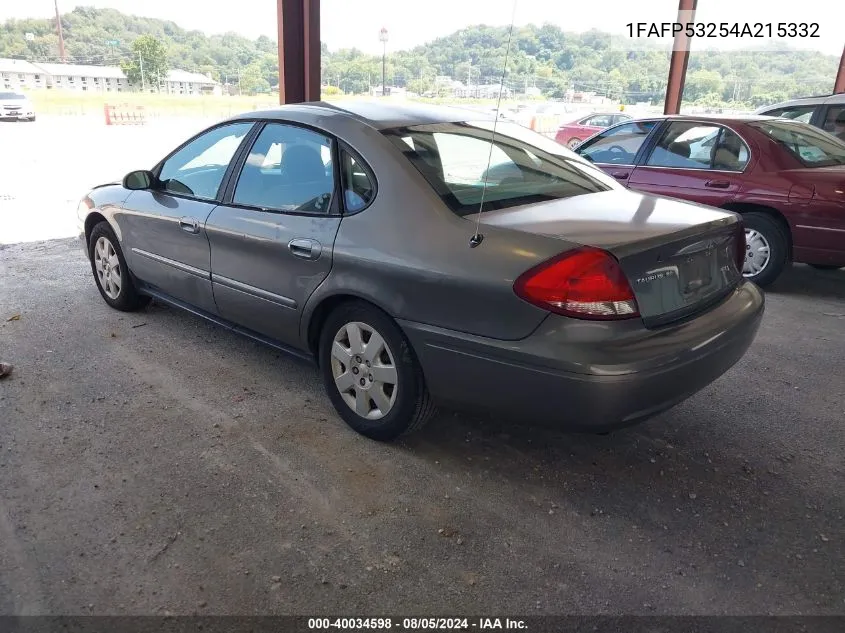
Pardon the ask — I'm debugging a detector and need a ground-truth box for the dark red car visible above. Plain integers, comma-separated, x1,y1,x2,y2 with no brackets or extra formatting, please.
574,115,845,285
554,112,632,149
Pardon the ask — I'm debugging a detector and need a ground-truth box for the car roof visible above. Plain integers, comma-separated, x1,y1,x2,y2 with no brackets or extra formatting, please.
619,113,778,124
230,100,493,130
755,93,845,112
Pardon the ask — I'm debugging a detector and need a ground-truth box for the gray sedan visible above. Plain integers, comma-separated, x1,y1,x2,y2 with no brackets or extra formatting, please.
77,101,764,441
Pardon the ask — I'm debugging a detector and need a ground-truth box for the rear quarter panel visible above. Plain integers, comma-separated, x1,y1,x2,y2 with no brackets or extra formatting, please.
297,120,569,342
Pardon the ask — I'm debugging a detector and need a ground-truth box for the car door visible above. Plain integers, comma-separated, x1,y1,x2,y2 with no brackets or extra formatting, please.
576,120,659,183
204,121,347,348
119,121,255,314
627,121,750,207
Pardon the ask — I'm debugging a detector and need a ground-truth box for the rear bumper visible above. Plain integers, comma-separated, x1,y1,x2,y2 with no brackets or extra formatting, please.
400,281,764,431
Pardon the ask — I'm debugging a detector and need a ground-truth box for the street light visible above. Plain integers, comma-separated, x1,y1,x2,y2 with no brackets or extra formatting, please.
378,27,388,97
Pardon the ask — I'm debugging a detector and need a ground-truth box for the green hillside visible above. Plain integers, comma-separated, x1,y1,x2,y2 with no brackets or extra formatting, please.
0,6,839,106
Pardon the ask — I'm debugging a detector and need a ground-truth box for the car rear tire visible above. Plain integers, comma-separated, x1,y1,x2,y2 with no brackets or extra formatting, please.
740,212,789,287
88,221,150,312
319,301,435,441
567,137,581,149
809,264,842,271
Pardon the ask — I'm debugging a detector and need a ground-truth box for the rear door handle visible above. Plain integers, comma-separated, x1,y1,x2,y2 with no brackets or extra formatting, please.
705,180,731,189
288,238,322,260
611,172,628,180
178,216,200,234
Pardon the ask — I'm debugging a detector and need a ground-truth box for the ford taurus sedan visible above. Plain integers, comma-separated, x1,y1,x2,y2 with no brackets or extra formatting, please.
77,102,764,441
574,115,845,285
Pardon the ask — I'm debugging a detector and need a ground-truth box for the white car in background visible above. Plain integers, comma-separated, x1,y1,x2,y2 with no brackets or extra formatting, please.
0,91,36,122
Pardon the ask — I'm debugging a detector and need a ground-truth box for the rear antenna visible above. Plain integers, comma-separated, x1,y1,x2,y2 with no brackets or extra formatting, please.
470,0,518,249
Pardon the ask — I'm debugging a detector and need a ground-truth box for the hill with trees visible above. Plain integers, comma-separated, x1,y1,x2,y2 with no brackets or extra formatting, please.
0,6,839,107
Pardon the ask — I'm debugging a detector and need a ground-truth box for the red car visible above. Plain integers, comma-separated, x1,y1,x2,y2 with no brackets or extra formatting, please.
555,112,632,149
574,115,845,285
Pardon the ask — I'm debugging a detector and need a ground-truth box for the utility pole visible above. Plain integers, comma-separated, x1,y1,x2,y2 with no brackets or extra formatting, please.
237,67,242,95
139,51,146,92
54,0,66,62
379,27,388,97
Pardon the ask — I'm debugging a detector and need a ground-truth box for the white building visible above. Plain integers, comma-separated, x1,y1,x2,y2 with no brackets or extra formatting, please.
0,58,46,91
164,70,220,96
32,62,127,92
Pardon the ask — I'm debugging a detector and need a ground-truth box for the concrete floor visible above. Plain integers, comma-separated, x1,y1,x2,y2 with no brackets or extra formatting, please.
1,237,843,615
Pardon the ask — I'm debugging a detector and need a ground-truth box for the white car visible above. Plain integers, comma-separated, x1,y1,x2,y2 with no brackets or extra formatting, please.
0,91,35,122
755,93,845,139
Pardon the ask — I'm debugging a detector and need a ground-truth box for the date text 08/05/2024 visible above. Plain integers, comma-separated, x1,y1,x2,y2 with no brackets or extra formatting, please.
626,22,820,39
307,618,527,630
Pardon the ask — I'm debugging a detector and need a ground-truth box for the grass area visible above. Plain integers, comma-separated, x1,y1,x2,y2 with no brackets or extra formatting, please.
27,89,545,119
28,90,280,118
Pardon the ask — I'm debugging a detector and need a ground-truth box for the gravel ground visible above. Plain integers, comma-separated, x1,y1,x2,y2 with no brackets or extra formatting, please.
0,237,843,616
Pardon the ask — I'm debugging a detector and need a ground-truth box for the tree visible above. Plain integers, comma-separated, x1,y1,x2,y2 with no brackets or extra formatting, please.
239,62,270,94
120,34,169,89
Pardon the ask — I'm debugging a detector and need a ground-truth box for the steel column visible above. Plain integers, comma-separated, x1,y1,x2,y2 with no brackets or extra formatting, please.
834,45,845,94
663,0,698,115
277,0,321,104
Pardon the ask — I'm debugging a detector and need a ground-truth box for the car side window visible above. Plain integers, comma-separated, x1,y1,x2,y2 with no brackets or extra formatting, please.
646,122,749,171
821,105,845,141
711,128,750,171
577,121,657,165
157,123,253,200
233,123,335,214
587,115,613,127
340,149,375,212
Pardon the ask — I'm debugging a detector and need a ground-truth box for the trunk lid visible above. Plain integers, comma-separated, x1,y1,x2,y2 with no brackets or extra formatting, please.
473,190,744,327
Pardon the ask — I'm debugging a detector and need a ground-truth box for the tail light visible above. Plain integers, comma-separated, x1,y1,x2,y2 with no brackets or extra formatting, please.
514,247,640,320
734,221,746,273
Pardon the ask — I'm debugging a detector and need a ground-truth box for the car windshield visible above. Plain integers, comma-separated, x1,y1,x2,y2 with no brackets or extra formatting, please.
751,120,845,167
0,92,25,100
382,121,617,216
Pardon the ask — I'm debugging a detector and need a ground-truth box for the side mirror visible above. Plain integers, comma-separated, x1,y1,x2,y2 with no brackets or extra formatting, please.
123,169,156,191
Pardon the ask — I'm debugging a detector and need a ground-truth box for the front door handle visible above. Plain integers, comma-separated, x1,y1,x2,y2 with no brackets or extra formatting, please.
705,180,731,189
611,171,628,180
178,216,200,234
288,238,322,260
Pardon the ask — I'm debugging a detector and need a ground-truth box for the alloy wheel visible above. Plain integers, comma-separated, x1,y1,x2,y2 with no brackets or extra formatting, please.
94,236,122,300
330,321,398,420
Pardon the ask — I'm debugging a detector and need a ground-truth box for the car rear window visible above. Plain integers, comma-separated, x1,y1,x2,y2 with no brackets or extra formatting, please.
382,121,616,216
751,120,845,167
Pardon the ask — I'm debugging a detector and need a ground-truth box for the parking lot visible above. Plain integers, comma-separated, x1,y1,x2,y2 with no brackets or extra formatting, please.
1,117,844,615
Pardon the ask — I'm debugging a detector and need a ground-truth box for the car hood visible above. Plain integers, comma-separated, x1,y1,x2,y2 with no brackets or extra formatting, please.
0,99,32,108
470,189,737,257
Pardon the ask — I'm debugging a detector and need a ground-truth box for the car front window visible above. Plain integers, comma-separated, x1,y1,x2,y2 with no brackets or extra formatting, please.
157,122,253,199
577,121,658,165
383,121,617,216
751,121,845,167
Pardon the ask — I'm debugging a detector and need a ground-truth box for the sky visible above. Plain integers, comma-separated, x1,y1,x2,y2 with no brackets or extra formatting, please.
1,0,843,57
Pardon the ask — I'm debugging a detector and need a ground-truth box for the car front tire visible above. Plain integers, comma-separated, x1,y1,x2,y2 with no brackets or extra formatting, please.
319,301,435,441
567,137,581,149
88,221,150,312
740,212,789,286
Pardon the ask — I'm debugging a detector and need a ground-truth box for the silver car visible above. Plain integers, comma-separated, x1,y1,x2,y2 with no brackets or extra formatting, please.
77,102,764,441
0,91,35,122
